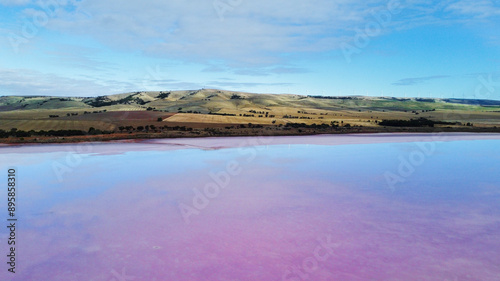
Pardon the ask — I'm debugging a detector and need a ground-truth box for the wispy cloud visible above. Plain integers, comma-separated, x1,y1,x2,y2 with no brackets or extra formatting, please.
207,81,294,89
33,0,390,66
269,67,310,74
445,0,500,19
392,75,450,86
44,44,117,72
137,81,205,91
201,65,227,73
0,68,131,96
1,1,499,97
0,0,31,6
28,0,496,70
203,65,309,76
0,68,295,97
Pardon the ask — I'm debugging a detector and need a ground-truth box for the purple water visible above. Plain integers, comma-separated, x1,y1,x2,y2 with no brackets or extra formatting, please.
1,134,500,281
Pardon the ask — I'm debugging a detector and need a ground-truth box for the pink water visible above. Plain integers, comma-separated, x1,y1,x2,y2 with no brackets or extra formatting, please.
1,134,500,281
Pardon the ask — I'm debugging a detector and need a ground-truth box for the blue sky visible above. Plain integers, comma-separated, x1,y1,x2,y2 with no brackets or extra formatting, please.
1,0,499,99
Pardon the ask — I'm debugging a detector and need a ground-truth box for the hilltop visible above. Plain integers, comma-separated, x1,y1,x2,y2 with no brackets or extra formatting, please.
2,88,500,112
1,89,499,143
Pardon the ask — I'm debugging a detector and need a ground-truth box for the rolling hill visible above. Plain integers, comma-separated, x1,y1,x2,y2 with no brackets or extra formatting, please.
1,89,499,142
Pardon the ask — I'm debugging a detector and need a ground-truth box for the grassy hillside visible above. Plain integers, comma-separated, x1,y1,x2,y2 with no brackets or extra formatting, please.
1,89,499,142
2,89,500,113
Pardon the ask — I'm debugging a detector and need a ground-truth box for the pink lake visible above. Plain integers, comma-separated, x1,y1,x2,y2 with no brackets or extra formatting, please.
1,133,500,281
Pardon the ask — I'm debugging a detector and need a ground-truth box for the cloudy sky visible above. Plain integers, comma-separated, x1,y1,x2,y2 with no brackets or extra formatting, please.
1,0,499,99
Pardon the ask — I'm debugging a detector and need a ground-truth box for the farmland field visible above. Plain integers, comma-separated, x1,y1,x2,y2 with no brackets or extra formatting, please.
1,89,499,140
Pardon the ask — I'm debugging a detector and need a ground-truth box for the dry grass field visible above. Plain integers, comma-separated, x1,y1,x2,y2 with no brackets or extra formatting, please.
1,89,499,141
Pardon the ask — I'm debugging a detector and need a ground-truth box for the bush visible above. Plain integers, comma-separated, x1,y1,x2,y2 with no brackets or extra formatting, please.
15,130,31,137
379,118,435,127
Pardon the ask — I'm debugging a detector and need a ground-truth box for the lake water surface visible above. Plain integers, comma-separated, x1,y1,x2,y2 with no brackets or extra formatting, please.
1,134,500,281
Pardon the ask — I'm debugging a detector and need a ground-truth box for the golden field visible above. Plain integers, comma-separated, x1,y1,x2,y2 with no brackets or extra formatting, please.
1,89,499,138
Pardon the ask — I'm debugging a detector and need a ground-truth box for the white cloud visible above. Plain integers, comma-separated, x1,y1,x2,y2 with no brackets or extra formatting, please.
207,81,293,88
445,0,500,18
2,0,500,96
44,0,384,66
0,68,130,96
0,68,293,96
3,0,495,69
392,75,450,86
0,0,31,6
37,0,498,68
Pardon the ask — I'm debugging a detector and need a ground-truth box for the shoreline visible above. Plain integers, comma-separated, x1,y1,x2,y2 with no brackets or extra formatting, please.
1,132,500,154
1,126,500,146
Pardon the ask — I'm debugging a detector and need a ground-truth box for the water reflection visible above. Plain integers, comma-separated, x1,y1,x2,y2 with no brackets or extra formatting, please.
0,135,499,281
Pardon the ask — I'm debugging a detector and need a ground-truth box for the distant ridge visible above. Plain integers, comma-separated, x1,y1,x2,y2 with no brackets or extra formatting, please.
2,89,500,112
